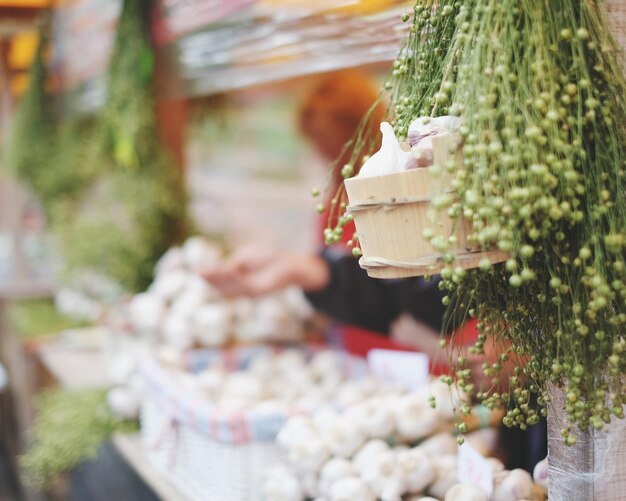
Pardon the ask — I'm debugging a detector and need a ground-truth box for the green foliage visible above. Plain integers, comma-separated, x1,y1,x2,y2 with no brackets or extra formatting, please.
48,0,190,291
8,299,85,340
332,0,626,439
4,23,56,208
20,389,137,490
64,0,188,291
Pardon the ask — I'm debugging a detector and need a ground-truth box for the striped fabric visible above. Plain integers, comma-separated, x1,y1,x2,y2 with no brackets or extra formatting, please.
139,345,369,444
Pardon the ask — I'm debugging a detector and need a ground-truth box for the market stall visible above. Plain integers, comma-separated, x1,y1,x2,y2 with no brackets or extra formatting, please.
1,0,624,500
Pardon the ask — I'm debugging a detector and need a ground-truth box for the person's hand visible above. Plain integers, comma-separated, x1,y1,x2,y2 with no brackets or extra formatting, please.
195,245,330,298
389,313,440,358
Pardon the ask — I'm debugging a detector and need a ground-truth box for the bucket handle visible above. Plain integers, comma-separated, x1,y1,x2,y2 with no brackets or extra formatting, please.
346,194,435,213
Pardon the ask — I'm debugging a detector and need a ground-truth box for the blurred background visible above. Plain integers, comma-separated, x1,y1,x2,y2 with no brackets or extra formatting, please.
2,1,623,500
0,1,407,500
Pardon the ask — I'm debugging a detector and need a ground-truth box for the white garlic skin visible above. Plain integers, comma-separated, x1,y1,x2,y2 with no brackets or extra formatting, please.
329,476,375,501
393,393,441,441
493,469,535,501
360,449,406,501
149,269,190,301
417,432,458,456
263,468,303,501
428,454,458,500
191,303,231,347
107,387,140,420
318,415,366,459
358,122,414,178
289,436,331,474
277,416,317,449
319,458,355,497
154,246,185,275
162,313,193,349
397,447,436,494
346,397,396,439
444,483,489,501
352,439,391,474
181,236,221,270
107,351,138,386
128,292,166,332
532,457,548,490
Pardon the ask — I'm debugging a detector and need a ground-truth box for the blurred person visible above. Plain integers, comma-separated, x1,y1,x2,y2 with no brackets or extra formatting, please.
198,70,546,472
200,70,445,356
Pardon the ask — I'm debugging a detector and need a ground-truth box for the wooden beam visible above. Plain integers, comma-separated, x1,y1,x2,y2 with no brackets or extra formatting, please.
0,6,42,22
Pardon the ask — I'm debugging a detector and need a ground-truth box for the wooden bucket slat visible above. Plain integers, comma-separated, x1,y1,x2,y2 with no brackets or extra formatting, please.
344,134,508,279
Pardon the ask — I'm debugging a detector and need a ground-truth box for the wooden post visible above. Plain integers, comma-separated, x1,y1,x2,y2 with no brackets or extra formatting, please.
547,383,626,501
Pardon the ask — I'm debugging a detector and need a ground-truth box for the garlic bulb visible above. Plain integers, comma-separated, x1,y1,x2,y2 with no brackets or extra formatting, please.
418,433,458,457
396,447,435,494
309,350,342,381
222,372,264,403
444,483,489,501
277,417,318,449
195,368,225,396
466,428,499,457
421,379,466,420
107,386,140,420
107,351,138,386
360,449,406,501
300,472,320,499
329,476,375,501
156,345,186,369
190,303,231,347
275,349,308,373
358,122,414,178
493,469,535,501
394,393,441,440
532,457,548,491
319,458,355,497
353,439,391,474
406,497,439,501
428,454,458,500
318,414,366,458
170,290,208,320
162,313,193,349
407,116,461,168
154,246,185,275
345,397,396,439
128,293,166,332
288,436,331,473
149,269,189,301
263,466,304,501
181,236,221,270
487,457,506,474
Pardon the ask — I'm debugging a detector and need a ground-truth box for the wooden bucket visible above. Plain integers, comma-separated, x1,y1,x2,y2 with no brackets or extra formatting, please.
344,134,508,279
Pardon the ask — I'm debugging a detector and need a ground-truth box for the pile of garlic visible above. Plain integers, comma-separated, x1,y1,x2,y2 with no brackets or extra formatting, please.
161,348,401,415
264,382,546,501
128,237,313,348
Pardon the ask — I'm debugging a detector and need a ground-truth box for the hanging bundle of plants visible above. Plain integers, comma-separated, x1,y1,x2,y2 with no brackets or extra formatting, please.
4,22,57,210
53,0,190,292
331,0,626,443
20,389,137,491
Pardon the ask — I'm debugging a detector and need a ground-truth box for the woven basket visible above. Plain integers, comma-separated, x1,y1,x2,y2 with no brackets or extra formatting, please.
139,345,368,501
345,134,508,279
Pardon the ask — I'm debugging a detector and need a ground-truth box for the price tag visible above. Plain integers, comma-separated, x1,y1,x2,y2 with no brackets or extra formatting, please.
367,349,429,390
458,441,494,499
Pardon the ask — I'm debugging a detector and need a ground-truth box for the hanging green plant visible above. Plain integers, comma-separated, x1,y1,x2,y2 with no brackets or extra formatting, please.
4,20,57,210
331,0,625,443
20,389,137,491
51,0,191,292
